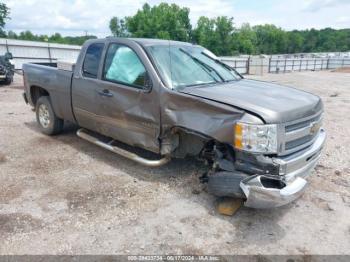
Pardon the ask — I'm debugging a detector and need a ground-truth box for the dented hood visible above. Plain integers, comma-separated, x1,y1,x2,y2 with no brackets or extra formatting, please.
180,79,323,123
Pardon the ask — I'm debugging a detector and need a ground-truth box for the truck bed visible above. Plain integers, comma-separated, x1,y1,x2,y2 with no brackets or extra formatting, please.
23,63,76,123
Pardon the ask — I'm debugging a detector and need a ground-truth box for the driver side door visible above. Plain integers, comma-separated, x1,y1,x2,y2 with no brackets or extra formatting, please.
95,42,160,153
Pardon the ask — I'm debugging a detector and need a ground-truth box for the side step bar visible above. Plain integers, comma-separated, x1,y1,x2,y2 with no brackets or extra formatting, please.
76,128,171,167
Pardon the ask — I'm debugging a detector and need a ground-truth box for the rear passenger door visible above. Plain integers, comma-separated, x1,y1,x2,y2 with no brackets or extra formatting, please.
72,42,105,132
96,42,160,153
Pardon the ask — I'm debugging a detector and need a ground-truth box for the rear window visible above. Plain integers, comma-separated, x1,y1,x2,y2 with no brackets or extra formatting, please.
82,43,104,78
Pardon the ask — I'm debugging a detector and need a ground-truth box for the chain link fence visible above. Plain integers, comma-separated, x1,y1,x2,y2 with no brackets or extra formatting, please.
268,57,350,73
220,56,350,75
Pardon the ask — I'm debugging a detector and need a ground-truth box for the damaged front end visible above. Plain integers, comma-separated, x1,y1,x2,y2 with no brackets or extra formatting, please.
158,69,326,208
202,127,326,209
240,175,307,208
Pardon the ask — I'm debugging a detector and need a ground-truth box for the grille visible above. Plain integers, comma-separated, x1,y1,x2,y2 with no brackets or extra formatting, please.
285,135,314,150
280,112,323,155
285,114,322,132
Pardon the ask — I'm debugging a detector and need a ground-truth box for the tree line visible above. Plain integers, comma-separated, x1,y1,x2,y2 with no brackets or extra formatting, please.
5,31,97,46
0,2,349,55
109,3,350,56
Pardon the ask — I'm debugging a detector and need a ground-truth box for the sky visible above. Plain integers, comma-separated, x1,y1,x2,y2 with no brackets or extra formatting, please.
3,0,350,37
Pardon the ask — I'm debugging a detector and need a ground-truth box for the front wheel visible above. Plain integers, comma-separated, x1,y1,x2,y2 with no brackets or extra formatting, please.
36,96,63,135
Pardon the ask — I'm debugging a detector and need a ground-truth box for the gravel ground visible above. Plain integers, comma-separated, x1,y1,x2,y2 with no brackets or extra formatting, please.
0,71,349,255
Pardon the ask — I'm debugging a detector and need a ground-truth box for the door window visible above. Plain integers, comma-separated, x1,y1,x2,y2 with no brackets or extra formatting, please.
103,44,148,89
82,43,104,78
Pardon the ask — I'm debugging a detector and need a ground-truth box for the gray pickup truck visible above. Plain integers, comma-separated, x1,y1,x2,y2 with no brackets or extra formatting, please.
22,38,326,209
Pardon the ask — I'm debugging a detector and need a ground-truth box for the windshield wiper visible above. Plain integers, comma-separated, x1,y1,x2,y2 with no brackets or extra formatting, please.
200,51,243,79
182,81,217,88
179,48,225,82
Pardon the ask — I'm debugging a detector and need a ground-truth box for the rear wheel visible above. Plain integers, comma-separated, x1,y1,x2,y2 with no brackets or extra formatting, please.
4,76,12,85
36,96,63,135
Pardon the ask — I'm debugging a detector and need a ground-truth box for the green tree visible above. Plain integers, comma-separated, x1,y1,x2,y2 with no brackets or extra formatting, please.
0,2,10,37
214,16,235,56
125,3,192,41
193,16,235,56
19,30,36,41
108,2,349,55
193,16,216,51
6,30,97,45
109,17,128,37
7,30,17,39
286,31,304,53
253,24,288,54
49,33,64,43
301,28,319,52
232,23,257,54
3,1,349,54
63,35,97,45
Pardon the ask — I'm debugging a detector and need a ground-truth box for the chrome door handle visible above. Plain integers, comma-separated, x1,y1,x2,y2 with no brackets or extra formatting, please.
98,89,113,97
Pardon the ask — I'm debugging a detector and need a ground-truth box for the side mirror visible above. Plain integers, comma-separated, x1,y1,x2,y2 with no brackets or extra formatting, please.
4,52,13,60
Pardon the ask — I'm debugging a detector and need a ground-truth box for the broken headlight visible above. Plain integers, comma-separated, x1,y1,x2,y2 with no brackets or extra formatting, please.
234,122,278,154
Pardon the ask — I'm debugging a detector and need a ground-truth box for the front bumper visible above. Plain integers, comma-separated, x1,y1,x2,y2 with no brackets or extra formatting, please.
240,128,326,208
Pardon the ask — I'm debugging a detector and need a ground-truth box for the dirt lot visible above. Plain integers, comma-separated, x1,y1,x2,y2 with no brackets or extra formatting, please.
0,71,349,255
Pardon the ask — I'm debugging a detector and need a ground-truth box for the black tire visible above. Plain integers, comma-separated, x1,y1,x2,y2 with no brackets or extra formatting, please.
207,171,248,198
4,76,12,85
35,96,63,135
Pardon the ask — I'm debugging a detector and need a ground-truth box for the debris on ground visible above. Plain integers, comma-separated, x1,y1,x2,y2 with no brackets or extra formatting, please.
216,197,243,216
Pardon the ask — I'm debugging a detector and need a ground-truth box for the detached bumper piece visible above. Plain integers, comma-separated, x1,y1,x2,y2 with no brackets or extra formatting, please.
240,128,326,209
240,175,307,208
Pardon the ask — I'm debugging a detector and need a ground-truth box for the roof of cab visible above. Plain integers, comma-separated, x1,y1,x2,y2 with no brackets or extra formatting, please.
129,38,193,47
86,37,193,47
83,37,195,50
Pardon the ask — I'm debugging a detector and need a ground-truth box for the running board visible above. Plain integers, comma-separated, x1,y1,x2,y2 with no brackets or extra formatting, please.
76,128,170,167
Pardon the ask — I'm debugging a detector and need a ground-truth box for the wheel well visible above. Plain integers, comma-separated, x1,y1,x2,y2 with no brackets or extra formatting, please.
30,86,49,106
161,127,211,158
